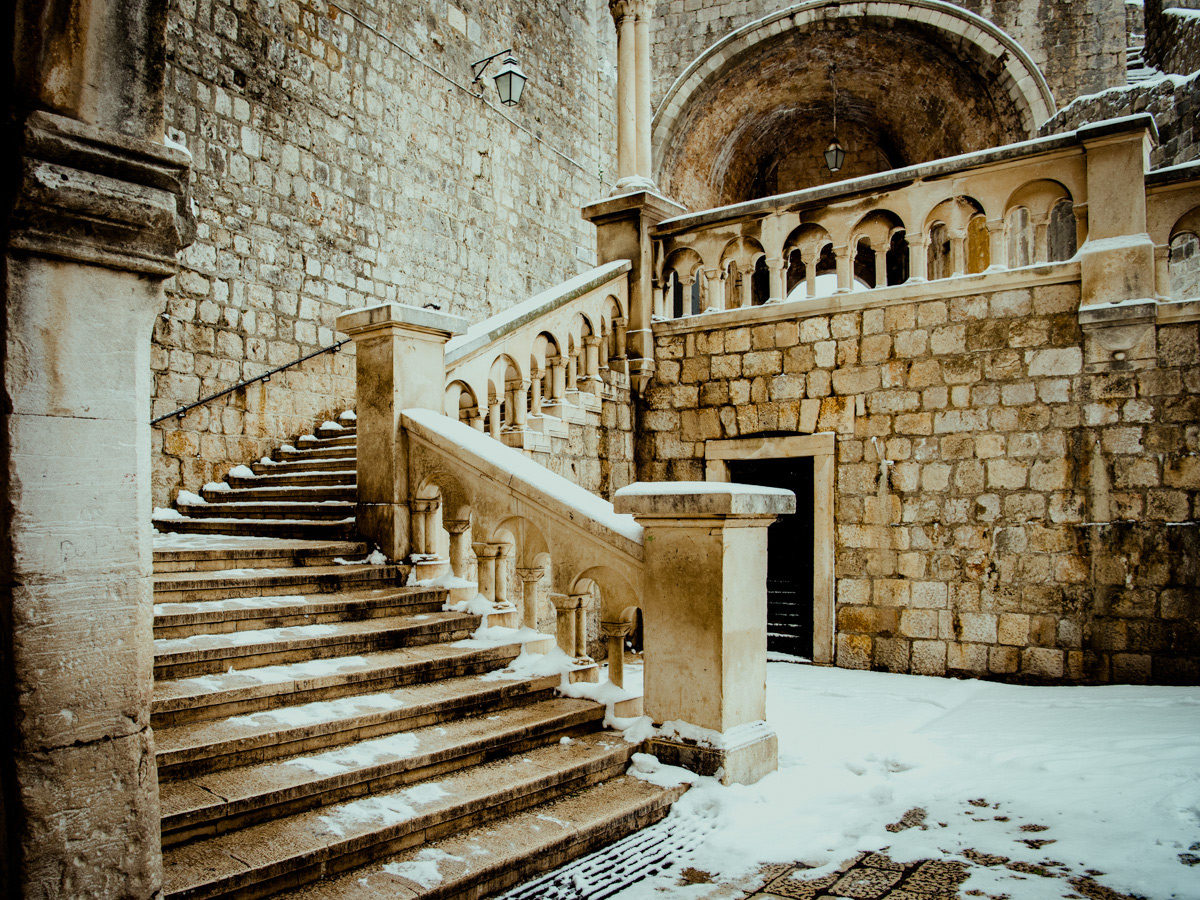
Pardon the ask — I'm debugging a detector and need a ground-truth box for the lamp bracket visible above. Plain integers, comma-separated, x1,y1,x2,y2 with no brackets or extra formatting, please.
471,49,514,84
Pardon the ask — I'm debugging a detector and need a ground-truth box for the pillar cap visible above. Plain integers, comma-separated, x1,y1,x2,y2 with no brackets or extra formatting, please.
337,302,467,340
613,481,795,518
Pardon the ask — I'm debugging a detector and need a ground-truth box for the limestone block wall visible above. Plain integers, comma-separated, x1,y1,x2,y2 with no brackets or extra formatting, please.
650,0,1127,110
1041,74,1200,170
638,276,1200,683
1146,1,1200,75
531,380,637,501
154,0,618,505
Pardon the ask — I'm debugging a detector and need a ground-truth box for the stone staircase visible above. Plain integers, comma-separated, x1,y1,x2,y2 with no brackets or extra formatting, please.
151,415,683,899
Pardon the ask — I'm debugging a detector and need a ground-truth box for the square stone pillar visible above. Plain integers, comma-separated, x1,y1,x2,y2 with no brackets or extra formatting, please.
336,304,465,560
614,482,795,785
1077,117,1158,310
583,191,685,390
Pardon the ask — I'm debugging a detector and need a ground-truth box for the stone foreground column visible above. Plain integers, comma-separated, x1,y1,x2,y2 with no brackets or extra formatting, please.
601,620,636,688
614,482,795,785
336,304,465,560
4,1,196,889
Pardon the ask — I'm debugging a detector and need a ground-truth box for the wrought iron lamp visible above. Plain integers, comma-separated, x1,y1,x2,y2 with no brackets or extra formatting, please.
824,63,846,174
471,49,528,106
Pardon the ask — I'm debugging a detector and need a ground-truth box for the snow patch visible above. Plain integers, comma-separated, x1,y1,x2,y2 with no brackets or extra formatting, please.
176,489,207,506
382,848,459,888
202,481,232,493
229,465,256,478
627,752,700,788
320,420,345,430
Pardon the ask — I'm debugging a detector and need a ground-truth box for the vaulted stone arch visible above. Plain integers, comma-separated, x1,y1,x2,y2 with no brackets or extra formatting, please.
653,0,1057,210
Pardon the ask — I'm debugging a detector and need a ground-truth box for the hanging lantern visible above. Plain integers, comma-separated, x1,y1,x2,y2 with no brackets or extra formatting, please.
493,55,527,106
824,138,846,174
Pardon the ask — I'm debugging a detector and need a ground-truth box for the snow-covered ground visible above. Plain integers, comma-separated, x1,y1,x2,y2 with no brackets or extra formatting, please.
614,661,1200,899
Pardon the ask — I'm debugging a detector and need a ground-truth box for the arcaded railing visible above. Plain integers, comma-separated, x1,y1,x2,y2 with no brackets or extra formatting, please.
650,115,1172,318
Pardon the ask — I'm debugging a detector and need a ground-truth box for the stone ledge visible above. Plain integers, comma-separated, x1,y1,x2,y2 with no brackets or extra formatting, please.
614,481,796,518
336,302,467,339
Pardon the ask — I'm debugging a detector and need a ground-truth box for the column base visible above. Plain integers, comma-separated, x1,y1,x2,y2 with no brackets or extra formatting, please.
541,400,588,424
614,174,658,193
646,721,778,785
528,413,569,437
410,556,449,581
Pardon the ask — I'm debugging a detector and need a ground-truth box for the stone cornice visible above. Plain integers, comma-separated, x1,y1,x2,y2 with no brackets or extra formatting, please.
8,110,195,277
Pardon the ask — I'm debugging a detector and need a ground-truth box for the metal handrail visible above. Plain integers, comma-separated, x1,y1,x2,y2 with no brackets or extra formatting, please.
151,339,349,426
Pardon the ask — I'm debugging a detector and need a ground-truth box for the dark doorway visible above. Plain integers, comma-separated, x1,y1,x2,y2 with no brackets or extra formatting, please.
727,457,815,658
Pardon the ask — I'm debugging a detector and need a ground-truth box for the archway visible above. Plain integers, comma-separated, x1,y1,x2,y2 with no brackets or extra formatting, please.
654,0,1056,210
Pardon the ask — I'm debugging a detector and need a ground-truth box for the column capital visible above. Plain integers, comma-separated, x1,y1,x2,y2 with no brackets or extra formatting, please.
550,593,582,611
515,566,545,583
583,334,602,348
600,620,636,639
609,0,652,25
410,498,438,512
471,541,502,559
612,316,628,328
443,518,471,534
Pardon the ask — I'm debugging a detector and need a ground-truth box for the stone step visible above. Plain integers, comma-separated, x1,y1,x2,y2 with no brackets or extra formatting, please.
252,456,356,475
297,433,356,448
161,733,635,900
176,501,356,521
153,540,369,574
276,444,358,461
155,658,552,777
159,697,605,847
153,611,479,680
154,517,358,540
316,422,356,439
153,564,407,604
227,470,356,488
289,773,685,900
200,484,357,504
153,586,446,639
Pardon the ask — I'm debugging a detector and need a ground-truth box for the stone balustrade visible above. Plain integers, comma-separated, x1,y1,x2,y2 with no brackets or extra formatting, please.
338,301,792,784
442,262,633,450
650,116,1192,328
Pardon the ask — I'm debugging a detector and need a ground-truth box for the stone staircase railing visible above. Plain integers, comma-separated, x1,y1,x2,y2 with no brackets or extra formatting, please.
441,261,633,450
335,299,793,785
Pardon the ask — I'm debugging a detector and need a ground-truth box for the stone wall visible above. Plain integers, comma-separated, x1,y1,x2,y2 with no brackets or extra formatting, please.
154,0,618,505
1040,73,1200,170
638,275,1200,683
650,0,1127,110
1147,1,1200,74
532,380,637,501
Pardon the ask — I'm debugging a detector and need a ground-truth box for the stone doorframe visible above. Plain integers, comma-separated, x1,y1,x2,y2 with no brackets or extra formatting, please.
704,433,836,666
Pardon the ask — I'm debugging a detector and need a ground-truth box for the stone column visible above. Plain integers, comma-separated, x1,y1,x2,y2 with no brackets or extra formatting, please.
1033,214,1051,264
610,1,637,188
907,232,928,282
1154,244,1172,299
488,398,502,438
833,244,853,292
337,304,466,560
614,483,795,785
410,500,430,555
529,374,544,417
765,256,786,303
872,241,889,288
572,594,591,658
566,349,579,393
3,1,196,891
633,0,654,183
986,218,1007,271
803,248,818,298
551,594,580,656
494,543,511,606
550,357,566,401
445,519,473,581
613,317,628,359
509,380,530,430
601,620,636,688
516,567,545,631
472,542,500,602
949,233,967,277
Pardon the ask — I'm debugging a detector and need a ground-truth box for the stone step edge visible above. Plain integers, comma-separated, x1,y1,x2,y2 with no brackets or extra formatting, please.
153,564,407,595
150,642,548,728
272,772,684,900
154,661,551,776
162,736,636,900
160,698,606,846
153,541,367,564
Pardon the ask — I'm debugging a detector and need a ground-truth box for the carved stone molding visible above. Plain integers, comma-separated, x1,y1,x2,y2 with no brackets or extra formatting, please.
8,110,195,277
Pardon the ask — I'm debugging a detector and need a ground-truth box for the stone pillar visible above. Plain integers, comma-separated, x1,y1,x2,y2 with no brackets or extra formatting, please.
566,350,579,393
445,520,473,581
1077,116,1157,309
803,249,818,298
572,594,591,658
703,267,724,311
488,398,502,438
3,0,196,890
949,233,967,277
986,218,1007,271
765,256,786,303
584,335,603,395
472,542,500,602
337,304,466,560
494,544,511,606
833,245,853,292
611,1,637,188
517,567,545,631
612,317,629,375
1154,244,1172,299
550,357,566,401
510,380,530,429
1033,214,1050,264
614,483,795,785
529,374,544,417
410,500,430,555
907,232,928,283
872,241,888,288
602,620,636,688
633,1,654,183
551,594,580,656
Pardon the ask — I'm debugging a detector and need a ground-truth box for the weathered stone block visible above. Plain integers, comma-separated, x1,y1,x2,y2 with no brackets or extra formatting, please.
911,640,947,675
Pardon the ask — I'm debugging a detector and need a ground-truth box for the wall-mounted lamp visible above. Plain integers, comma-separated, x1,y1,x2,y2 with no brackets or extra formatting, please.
471,49,528,106
824,62,846,175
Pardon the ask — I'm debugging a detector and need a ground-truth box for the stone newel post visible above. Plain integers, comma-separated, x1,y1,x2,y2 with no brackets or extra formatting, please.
336,304,465,560
614,482,795,785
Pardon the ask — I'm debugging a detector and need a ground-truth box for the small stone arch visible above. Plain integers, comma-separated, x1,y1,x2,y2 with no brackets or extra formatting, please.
783,224,833,299
851,210,906,288
444,379,481,428
924,196,986,280
720,236,766,309
1169,206,1200,301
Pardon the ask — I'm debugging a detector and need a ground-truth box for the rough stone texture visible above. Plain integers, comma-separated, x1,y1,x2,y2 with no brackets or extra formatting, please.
1041,73,1200,170
154,0,618,505
640,282,1200,683
1146,1,1200,76
651,0,1127,112
532,380,637,501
